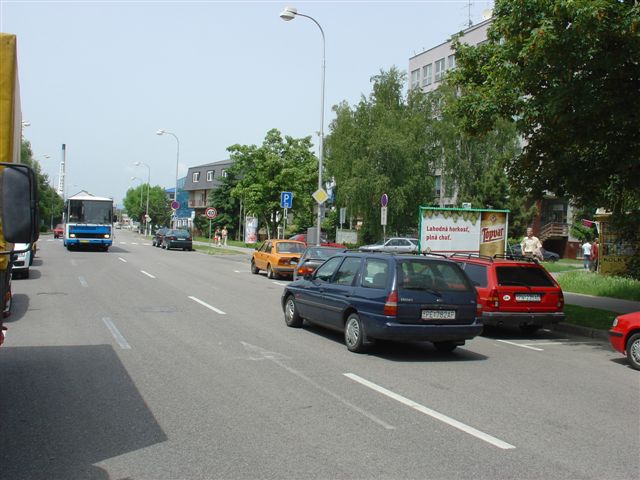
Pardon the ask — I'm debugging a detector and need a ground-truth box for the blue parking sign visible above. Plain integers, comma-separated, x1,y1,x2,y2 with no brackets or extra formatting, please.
280,191,293,209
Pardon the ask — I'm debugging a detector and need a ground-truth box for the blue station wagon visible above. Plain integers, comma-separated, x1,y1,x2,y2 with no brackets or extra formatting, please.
281,252,483,353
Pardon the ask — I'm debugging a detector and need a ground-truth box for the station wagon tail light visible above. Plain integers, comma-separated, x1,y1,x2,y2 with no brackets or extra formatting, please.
557,291,564,309
383,290,398,316
476,295,483,317
297,265,315,276
488,289,499,308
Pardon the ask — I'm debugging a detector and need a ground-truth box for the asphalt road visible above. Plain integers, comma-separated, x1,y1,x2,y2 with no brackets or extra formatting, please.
1,230,638,480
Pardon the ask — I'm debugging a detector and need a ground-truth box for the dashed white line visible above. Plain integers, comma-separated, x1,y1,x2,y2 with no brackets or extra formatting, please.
78,276,88,288
120,242,128,245
496,339,544,351
188,296,226,315
118,257,127,263
131,242,139,245
344,373,516,450
102,317,131,349
140,270,156,279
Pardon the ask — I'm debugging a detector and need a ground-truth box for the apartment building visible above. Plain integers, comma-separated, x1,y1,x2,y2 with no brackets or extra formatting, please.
183,159,235,214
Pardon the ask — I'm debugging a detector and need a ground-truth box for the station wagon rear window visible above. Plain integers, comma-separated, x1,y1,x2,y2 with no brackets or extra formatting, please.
496,266,555,287
397,260,472,292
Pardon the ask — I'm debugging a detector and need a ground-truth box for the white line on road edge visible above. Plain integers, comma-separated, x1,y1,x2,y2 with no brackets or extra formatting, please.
140,270,156,279
78,276,88,288
272,281,287,286
344,373,516,450
102,317,131,349
188,296,226,315
118,257,127,263
496,339,544,351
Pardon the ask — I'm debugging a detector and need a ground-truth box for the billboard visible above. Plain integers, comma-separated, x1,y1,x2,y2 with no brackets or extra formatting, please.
418,207,509,256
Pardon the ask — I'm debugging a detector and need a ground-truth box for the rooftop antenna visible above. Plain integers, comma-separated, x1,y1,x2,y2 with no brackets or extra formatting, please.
467,0,474,28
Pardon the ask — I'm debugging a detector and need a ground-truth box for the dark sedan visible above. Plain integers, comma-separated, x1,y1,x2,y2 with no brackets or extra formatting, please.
293,246,347,281
161,229,193,251
509,244,560,262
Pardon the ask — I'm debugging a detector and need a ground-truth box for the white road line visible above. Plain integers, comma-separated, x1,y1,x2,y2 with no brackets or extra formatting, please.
272,281,287,286
131,242,139,245
78,276,88,288
188,296,226,315
102,317,131,349
344,373,516,450
140,270,156,279
496,339,544,351
118,257,127,263
120,242,128,244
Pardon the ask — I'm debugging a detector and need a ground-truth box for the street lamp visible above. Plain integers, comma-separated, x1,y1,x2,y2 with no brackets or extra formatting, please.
131,176,143,209
280,6,326,246
134,161,151,236
156,129,180,229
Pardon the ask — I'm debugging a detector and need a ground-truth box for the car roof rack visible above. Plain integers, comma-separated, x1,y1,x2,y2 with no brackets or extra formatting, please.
492,253,539,263
449,253,494,261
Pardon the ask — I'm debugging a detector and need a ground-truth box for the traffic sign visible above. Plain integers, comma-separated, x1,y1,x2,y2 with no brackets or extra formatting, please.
381,206,388,226
280,191,293,209
339,207,346,225
381,193,388,207
312,188,329,205
171,200,180,210
205,207,217,219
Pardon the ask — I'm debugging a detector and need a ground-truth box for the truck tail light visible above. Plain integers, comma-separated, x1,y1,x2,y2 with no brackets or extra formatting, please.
383,290,398,316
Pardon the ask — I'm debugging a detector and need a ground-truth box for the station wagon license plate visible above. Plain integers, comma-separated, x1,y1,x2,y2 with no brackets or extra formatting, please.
515,293,541,302
422,310,456,320
177,238,186,240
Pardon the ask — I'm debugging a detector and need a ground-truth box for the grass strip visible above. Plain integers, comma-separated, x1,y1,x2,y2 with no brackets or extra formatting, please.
543,263,583,273
563,304,618,331
192,244,242,255
557,271,640,301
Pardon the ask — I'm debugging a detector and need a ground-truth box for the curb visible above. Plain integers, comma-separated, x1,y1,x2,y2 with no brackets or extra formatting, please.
550,322,609,341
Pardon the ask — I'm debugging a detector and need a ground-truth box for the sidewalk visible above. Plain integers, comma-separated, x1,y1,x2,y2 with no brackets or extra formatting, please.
563,292,640,314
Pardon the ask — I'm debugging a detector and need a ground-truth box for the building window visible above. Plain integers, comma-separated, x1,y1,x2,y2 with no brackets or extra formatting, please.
192,172,200,182
435,58,445,82
207,170,213,182
410,69,420,89
448,54,456,70
434,175,442,198
221,169,227,178
422,64,432,86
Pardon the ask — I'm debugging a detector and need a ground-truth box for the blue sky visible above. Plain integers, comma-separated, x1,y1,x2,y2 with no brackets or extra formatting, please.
3,0,494,204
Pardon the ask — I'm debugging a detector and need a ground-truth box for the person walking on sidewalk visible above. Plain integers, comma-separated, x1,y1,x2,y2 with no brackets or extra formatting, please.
214,226,221,247
221,226,228,247
590,238,599,272
582,239,592,270
521,227,542,259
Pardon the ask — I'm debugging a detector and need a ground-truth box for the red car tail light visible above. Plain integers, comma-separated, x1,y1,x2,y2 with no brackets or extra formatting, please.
558,291,564,309
383,290,398,316
487,289,499,308
297,265,315,277
476,294,483,317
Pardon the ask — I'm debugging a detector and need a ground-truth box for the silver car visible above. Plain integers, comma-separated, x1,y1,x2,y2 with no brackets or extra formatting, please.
359,237,418,254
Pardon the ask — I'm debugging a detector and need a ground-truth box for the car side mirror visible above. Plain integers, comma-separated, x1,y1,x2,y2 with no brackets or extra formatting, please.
1,163,39,245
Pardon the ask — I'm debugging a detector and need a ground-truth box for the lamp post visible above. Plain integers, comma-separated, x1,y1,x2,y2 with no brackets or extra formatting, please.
156,129,180,229
134,162,151,236
280,6,326,246
131,176,143,209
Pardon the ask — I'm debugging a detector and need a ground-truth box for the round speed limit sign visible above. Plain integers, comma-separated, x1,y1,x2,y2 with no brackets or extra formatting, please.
205,207,217,219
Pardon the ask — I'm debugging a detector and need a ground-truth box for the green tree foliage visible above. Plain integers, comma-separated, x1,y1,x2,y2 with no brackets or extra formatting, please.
123,185,170,228
448,0,640,222
206,170,239,239
324,68,436,243
228,129,317,239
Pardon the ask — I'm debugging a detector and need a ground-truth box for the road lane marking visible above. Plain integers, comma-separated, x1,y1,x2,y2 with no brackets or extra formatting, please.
118,257,127,263
102,317,131,349
272,281,287,286
140,270,156,279
188,296,226,315
496,340,544,351
241,342,394,430
344,373,516,450
70,259,78,267
78,276,88,288
131,242,139,245
120,242,128,245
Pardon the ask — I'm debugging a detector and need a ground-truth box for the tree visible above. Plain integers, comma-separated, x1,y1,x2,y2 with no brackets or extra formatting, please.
206,170,239,239
123,185,170,228
228,129,317,239
448,0,640,223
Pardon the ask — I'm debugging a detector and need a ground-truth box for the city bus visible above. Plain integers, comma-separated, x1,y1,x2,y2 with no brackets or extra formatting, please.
64,191,114,251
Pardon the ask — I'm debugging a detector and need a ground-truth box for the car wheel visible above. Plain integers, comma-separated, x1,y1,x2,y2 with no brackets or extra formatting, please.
284,295,303,328
433,341,457,353
344,313,369,353
626,333,640,371
251,260,259,274
520,325,540,335
267,264,275,279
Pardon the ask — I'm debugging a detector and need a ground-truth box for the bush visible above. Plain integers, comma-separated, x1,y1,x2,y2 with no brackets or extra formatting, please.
626,254,640,281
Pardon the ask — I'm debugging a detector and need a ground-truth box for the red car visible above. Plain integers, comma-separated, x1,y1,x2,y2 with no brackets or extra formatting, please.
609,311,640,370
288,233,345,248
53,223,64,238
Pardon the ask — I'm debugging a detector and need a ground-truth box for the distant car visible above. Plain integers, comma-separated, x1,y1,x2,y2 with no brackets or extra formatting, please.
161,229,193,251
359,237,419,254
288,233,345,248
293,246,347,281
282,252,483,353
53,223,64,238
609,311,640,370
251,239,306,279
508,244,560,262
11,243,32,279
153,227,170,247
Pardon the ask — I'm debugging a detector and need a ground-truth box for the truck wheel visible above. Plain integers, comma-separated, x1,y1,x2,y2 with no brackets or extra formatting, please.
626,333,640,371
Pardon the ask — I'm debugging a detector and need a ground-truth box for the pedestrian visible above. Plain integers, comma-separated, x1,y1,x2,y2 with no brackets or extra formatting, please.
581,239,592,270
520,227,542,260
214,226,221,247
221,226,228,247
590,238,599,272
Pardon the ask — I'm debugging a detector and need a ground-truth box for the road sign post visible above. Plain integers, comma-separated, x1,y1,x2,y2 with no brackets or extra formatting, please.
381,193,388,242
205,208,217,251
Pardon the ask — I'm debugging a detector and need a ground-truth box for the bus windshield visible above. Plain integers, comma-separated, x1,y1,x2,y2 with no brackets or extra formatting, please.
68,200,113,224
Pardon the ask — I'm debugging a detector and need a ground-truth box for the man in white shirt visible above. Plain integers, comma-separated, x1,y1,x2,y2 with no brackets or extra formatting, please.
521,228,542,259
581,240,592,270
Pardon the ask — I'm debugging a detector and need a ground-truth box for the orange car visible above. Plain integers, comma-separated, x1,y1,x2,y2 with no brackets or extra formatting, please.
251,239,306,279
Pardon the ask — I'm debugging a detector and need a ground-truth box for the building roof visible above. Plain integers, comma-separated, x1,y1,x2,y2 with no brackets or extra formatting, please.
183,159,234,191
67,190,113,202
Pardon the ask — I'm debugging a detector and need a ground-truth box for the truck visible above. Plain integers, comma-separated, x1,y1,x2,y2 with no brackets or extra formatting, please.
63,191,114,251
0,32,40,344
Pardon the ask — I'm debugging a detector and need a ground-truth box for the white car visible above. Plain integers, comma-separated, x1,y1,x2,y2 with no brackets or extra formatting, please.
359,237,419,254
11,243,32,279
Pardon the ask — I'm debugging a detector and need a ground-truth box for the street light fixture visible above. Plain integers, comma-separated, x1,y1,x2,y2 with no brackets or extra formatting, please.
280,6,326,246
156,129,180,229
134,161,151,236
131,176,143,209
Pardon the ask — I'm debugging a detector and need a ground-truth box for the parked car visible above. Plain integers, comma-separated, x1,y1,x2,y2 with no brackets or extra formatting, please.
451,253,565,334
609,311,640,370
359,237,419,254
53,223,64,238
251,240,306,279
11,243,32,279
282,252,483,353
153,227,170,247
293,246,347,281
161,229,193,251
288,233,345,248
508,244,560,262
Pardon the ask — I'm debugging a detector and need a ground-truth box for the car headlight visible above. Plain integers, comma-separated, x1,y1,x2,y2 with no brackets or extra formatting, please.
104,234,110,239
70,233,76,238
612,317,618,327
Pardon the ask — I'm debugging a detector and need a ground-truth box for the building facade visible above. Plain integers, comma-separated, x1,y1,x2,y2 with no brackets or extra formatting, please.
183,159,235,214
